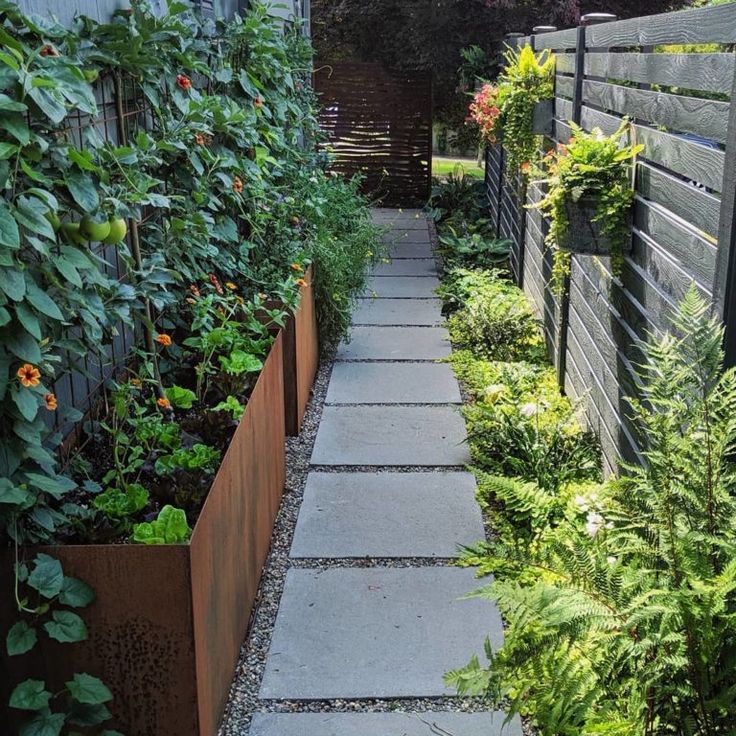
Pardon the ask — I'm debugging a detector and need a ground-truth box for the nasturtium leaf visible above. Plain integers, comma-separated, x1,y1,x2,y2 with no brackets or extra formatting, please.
44,610,88,643
26,553,64,598
6,620,37,655
18,710,65,736
0,200,20,249
65,169,99,212
25,280,64,320
9,679,51,711
66,673,112,705
59,577,95,608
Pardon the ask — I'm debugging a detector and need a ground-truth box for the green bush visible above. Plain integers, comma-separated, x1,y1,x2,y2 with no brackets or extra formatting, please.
450,286,736,736
444,269,546,363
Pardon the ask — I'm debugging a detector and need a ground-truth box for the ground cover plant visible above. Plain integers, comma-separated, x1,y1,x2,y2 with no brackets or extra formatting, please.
432,173,736,735
0,1,381,731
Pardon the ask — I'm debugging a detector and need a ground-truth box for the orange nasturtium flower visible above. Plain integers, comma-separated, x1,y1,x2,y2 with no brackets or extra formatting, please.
157,397,171,409
296,278,308,288
17,364,41,388
225,282,237,290
156,334,173,347
176,74,192,91
232,176,244,193
44,393,58,411
291,263,303,272
130,378,143,387
520,161,531,175
194,133,205,146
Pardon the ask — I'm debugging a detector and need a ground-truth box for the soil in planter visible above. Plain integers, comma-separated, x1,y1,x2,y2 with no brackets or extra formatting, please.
58,334,277,545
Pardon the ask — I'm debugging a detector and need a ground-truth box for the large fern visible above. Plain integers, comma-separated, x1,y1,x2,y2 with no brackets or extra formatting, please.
455,286,736,735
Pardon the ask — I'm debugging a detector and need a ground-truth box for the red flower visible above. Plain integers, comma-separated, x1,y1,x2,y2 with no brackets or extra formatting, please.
254,96,263,109
189,284,201,297
194,133,205,146
176,74,192,91
40,45,60,57
209,273,224,295
232,176,243,193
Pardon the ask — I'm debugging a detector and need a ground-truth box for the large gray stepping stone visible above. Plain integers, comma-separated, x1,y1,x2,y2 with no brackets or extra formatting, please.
337,326,450,360
373,259,436,277
311,405,470,466
290,472,482,558
364,276,439,298
382,229,431,244
389,242,433,259
259,567,503,699
250,711,522,736
352,298,442,326
326,362,460,403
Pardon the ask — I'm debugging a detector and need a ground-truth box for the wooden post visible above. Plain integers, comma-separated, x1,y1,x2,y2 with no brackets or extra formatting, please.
713,65,736,366
556,12,617,392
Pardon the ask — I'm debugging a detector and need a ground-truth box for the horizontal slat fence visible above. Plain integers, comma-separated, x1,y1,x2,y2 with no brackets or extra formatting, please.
487,4,736,472
314,61,432,206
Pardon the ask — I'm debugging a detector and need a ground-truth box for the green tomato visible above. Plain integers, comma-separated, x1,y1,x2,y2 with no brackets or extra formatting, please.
102,217,128,245
79,215,111,242
44,211,61,232
60,222,87,246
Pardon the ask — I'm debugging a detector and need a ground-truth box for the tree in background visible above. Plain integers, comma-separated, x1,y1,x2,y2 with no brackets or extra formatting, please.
311,0,695,146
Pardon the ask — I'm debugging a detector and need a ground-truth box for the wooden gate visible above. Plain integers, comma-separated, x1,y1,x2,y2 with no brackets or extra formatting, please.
314,61,432,206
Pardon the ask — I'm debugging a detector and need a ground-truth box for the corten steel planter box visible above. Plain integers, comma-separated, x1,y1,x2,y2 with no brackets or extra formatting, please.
262,266,319,436
532,99,554,137
0,332,286,736
562,197,633,256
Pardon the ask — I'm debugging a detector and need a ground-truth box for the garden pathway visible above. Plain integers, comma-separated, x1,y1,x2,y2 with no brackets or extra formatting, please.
251,209,519,735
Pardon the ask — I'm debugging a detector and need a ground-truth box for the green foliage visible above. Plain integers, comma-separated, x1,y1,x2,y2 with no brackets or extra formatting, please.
443,268,546,362
212,395,245,421
131,504,191,545
438,227,511,271
165,386,196,410
154,444,221,475
494,45,555,173
456,286,736,735
534,121,642,288
427,167,486,224
93,483,149,520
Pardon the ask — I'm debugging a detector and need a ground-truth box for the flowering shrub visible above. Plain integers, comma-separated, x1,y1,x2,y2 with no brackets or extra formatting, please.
469,83,502,145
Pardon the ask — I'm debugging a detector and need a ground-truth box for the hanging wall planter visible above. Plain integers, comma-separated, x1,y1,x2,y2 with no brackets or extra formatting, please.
1,333,286,736
562,196,633,256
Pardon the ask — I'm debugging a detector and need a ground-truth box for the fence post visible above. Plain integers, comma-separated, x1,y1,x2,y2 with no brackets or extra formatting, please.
556,12,617,392
713,66,736,366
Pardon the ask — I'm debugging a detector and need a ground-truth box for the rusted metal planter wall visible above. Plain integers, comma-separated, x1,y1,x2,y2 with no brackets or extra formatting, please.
284,265,319,435
1,332,286,736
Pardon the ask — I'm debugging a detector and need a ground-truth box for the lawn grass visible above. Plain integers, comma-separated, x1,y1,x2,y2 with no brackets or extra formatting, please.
432,156,484,180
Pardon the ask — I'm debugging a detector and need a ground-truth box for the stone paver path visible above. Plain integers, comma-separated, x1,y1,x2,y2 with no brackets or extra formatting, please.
254,209,519,735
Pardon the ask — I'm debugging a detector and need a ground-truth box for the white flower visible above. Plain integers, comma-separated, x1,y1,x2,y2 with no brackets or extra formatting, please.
585,511,605,538
574,494,589,512
519,402,538,417
607,556,618,566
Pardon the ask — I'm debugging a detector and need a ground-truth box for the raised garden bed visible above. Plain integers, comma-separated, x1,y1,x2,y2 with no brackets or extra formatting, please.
1,332,286,736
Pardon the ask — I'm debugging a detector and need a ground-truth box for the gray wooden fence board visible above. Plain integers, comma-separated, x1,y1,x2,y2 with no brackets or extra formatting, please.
585,52,735,95
586,3,736,47
637,163,720,239
580,106,725,191
555,76,574,99
556,54,575,75
533,28,578,50
583,79,729,144
634,198,717,287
